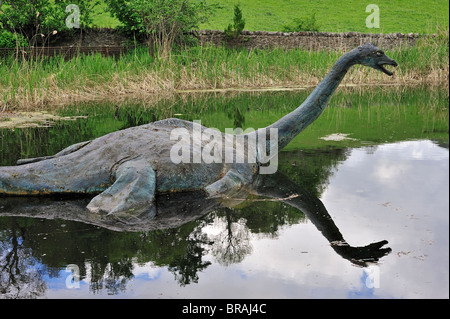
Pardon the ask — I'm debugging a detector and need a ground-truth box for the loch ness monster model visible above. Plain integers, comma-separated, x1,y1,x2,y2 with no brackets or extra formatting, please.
0,44,398,216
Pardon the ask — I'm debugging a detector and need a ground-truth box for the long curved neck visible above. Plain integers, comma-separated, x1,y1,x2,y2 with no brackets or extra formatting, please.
265,51,358,151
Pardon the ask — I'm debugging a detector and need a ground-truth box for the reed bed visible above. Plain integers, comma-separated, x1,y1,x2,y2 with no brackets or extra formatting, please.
0,29,448,111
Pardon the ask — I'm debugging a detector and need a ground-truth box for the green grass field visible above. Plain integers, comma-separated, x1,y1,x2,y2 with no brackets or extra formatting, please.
200,0,449,33
92,0,449,34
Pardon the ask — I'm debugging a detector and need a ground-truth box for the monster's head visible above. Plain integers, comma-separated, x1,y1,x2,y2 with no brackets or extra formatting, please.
354,43,398,76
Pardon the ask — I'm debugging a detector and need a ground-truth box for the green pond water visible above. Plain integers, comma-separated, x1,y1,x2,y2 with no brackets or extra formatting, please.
0,86,448,299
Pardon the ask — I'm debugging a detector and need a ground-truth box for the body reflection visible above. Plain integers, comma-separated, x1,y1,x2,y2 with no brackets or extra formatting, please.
0,171,390,296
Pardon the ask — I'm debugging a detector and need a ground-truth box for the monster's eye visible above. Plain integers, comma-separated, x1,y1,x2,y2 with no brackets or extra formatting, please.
376,51,383,57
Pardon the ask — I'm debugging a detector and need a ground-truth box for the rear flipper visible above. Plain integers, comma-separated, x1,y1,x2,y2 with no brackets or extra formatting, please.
87,159,156,217
17,140,92,165
205,169,246,197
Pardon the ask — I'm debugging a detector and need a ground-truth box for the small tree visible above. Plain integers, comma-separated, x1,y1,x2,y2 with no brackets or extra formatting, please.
224,4,245,40
106,0,213,58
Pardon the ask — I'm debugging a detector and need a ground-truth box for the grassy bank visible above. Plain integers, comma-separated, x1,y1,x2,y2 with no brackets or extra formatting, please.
0,29,448,111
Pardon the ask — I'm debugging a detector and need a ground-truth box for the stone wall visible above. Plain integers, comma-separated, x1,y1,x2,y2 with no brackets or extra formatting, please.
195,30,428,51
53,28,129,47
39,28,429,51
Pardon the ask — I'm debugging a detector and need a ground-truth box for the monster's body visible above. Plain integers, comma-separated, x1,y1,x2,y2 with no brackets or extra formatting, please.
2,120,250,193
1,119,257,215
0,44,397,215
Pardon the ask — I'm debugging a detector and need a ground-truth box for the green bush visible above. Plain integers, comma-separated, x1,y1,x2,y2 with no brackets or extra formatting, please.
224,5,245,40
0,0,99,44
0,30,28,47
282,13,320,32
105,0,213,57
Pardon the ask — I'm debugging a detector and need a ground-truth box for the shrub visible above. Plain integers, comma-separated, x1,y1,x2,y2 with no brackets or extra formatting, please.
0,0,99,45
0,30,28,47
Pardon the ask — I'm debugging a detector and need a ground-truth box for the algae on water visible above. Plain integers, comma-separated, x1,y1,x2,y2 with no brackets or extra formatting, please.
0,111,87,129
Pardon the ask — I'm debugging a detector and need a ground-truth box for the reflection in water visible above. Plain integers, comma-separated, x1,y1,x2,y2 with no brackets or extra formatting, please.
210,209,253,266
0,222,47,298
0,87,448,298
0,169,391,297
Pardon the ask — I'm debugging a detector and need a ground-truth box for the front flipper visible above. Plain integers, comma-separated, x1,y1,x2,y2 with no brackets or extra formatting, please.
87,159,156,217
205,169,246,197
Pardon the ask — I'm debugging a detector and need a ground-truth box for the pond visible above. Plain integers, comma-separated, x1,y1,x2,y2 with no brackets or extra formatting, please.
0,86,448,299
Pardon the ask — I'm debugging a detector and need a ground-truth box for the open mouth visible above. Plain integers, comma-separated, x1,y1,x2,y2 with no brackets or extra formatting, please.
378,61,398,76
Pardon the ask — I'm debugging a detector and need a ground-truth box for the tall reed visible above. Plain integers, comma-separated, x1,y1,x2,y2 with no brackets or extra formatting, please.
0,29,448,111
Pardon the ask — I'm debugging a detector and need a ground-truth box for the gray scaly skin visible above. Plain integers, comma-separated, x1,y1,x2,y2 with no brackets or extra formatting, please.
0,44,397,216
